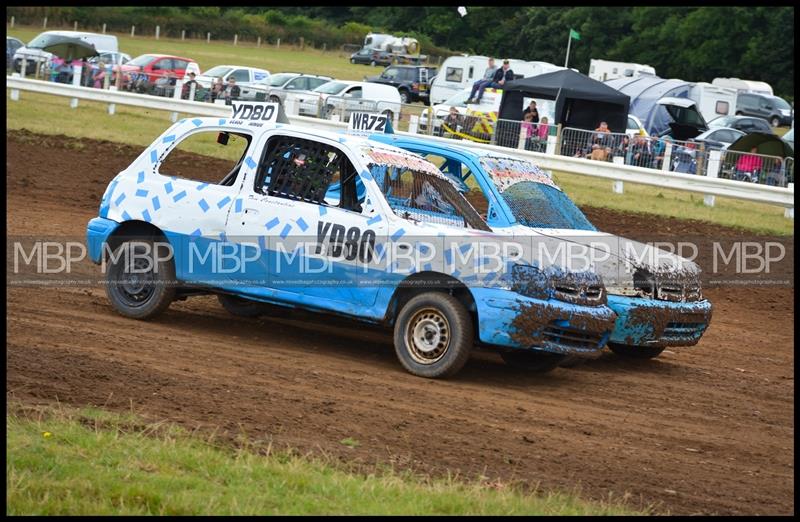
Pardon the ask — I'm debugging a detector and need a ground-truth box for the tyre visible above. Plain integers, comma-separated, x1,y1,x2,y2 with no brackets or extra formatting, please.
393,292,473,378
770,116,780,127
370,60,377,67
217,294,290,318
105,239,176,320
500,350,566,373
735,111,743,116
269,95,281,103
350,58,355,64
399,89,410,104
608,343,665,359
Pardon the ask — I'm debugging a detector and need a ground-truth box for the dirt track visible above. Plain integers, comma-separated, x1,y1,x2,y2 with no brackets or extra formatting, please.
6,130,794,514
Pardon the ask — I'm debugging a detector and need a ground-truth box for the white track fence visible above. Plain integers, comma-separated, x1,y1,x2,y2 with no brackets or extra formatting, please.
7,76,794,215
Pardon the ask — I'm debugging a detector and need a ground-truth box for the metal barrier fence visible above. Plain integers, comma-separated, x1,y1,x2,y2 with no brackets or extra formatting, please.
718,149,790,187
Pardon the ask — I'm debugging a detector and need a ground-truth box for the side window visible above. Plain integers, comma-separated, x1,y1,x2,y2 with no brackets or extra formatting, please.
627,117,638,130
715,100,729,115
755,119,770,132
159,130,252,186
468,66,474,79
151,59,169,71
445,67,463,82
173,60,189,70
285,77,305,90
308,78,328,90
255,136,363,212
232,69,250,83
345,87,362,98
382,67,399,80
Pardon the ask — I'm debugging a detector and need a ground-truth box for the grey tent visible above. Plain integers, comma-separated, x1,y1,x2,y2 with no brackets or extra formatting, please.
496,69,629,147
605,76,693,137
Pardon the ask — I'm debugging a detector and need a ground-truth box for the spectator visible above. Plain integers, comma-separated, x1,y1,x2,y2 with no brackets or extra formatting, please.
521,111,535,141
734,146,763,182
153,71,175,97
616,134,631,164
182,71,199,100
92,62,107,88
629,135,653,168
672,141,698,174
523,100,539,123
223,76,241,105
469,59,514,104
209,76,225,102
651,137,667,169
536,116,550,140
442,106,463,137
465,57,498,105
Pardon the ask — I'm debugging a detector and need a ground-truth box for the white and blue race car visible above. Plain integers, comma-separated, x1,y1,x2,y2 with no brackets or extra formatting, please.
86,103,619,378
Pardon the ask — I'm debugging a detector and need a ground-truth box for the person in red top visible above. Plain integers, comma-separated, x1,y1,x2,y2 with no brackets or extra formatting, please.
736,146,763,172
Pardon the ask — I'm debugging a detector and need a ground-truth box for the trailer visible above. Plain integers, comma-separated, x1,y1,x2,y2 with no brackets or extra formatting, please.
589,59,656,82
711,77,774,97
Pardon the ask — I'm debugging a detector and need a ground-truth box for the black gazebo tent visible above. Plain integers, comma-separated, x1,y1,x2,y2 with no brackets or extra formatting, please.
496,70,630,147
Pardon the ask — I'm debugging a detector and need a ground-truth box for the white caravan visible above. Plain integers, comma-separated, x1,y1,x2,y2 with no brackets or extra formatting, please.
711,77,773,96
429,55,565,105
688,82,738,123
589,59,656,82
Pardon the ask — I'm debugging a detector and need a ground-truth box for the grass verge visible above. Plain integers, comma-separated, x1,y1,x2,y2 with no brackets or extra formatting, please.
6,402,643,515
6,90,793,236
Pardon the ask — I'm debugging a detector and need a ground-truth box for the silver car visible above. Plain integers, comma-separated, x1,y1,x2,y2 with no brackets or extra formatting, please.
256,72,333,104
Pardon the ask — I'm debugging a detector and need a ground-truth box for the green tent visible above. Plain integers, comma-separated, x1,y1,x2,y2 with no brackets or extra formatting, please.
728,131,794,159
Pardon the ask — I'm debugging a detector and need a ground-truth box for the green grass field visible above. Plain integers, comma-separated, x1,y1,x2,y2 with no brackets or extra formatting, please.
6,403,642,515
7,89,793,236
7,25,393,81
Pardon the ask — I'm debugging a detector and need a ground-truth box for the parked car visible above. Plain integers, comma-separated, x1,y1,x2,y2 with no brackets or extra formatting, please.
195,65,270,101
349,47,393,67
708,115,774,135
115,54,198,96
85,109,618,377
257,72,332,104
6,36,24,69
369,133,713,362
735,92,793,127
92,51,131,66
13,30,118,75
625,114,648,137
294,80,401,121
366,65,438,104
692,127,746,150
781,127,794,153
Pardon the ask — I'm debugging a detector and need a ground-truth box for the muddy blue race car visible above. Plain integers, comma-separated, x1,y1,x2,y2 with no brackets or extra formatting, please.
368,133,713,360
85,103,620,378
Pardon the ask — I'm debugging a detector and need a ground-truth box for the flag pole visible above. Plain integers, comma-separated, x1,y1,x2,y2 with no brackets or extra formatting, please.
565,31,572,68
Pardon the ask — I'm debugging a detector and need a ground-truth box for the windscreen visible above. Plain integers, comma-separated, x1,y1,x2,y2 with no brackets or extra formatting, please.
127,54,156,67
314,81,348,94
773,97,791,110
268,73,295,86
479,156,596,231
367,149,490,231
202,66,233,78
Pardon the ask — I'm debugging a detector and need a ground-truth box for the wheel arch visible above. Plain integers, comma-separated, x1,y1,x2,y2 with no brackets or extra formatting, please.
104,220,171,261
382,271,478,333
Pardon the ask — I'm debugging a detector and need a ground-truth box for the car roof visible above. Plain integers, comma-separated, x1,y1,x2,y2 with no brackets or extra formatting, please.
135,54,195,61
204,64,268,71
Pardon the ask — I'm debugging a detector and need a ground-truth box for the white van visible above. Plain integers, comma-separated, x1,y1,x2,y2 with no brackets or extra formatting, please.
589,59,656,82
689,82,738,124
429,55,565,105
13,31,119,74
292,80,402,121
711,77,773,97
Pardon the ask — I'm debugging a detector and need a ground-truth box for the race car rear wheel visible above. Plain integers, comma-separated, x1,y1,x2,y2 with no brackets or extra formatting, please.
105,239,175,320
394,292,473,378
500,350,566,373
608,343,665,359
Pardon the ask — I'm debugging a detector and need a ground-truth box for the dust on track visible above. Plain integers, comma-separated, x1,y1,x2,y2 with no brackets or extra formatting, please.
6,130,794,515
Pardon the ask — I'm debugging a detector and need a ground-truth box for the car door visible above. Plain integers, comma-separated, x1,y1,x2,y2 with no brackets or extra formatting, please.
342,86,363,119
225,131,388,312
283,76,307,91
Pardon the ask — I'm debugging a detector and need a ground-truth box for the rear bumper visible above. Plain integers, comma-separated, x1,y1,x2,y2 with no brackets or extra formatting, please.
473,288,617,356
608,294,712,348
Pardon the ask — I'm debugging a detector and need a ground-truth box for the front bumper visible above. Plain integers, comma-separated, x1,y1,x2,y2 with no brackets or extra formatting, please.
607,294,712,348
472,287,617,356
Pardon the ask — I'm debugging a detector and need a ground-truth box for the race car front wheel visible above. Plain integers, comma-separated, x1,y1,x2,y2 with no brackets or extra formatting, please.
394,292,473,378
105,239,176,319
608,343,665,359
500,350,565,373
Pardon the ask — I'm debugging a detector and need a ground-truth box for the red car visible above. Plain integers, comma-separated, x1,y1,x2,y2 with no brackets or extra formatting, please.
114,54,198,95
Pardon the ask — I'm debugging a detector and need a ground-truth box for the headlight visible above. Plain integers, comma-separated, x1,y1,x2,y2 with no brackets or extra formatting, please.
633,268,703,302
507,264,606,305
509,264,551,300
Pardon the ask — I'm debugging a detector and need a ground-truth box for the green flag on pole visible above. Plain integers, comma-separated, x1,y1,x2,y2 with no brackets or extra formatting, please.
569,28,581,40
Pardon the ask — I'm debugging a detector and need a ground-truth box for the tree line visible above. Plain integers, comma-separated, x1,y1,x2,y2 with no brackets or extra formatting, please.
8,6,794,100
